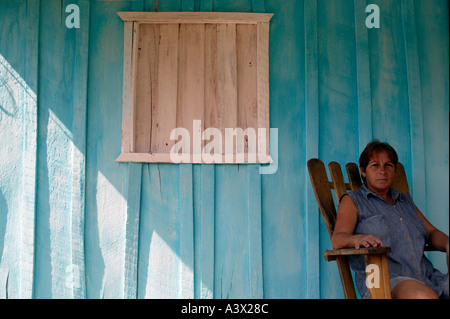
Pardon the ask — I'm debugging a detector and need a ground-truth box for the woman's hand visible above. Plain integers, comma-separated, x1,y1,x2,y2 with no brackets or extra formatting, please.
353,234,383,249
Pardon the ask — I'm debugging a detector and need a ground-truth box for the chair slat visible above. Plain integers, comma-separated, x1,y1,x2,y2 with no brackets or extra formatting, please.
307,159,336,237
345,162,362,191
392,163,410,195
328,162,348,201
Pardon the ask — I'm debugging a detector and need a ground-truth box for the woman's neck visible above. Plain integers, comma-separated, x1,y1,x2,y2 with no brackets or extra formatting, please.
366,184,393,205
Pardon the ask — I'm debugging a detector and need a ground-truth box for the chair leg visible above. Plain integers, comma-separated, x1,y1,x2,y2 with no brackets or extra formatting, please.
335,256,357,299
364,254,392,299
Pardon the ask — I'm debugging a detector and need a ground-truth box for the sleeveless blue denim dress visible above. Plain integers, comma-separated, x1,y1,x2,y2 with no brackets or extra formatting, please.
343,185,449,298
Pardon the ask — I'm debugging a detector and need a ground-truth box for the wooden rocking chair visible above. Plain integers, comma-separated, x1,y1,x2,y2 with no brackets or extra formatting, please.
307,159,409,299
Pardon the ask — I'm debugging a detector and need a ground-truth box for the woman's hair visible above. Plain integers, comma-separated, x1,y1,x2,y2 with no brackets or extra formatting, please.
359,140,398,180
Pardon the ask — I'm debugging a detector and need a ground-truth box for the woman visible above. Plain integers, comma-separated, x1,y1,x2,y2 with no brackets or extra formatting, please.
332,140,449,299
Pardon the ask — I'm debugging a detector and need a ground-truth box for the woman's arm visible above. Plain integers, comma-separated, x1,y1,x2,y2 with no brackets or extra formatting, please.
331,195,383,249
416,207,449,268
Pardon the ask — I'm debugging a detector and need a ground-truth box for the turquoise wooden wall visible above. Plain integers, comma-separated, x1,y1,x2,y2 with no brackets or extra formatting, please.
0,0,448,299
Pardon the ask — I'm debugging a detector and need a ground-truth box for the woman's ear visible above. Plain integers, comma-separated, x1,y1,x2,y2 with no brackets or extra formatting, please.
360,167,366,178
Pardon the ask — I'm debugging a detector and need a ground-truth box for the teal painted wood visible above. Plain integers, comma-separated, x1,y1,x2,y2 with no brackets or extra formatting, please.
401,0,426,210
200,0,213,12
139,164,182,298
0,0,448,299
85,0,133,298
263,0,307,298
248,165,264,298
182,0,195,11
369,0,412,158
0,0,37,298
304,0,321,299
70,0,89,299
317,0,361,298
21,0,40,299
414,0,449,272
124,163,142,299
35,0,86,298
354,0,373,154
251,0,266,13
179,165,195,298
194,164,215,299
123,0,143,300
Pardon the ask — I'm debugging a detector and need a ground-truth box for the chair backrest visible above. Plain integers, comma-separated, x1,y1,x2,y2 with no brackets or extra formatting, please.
307,159,409,298
307,159,357,298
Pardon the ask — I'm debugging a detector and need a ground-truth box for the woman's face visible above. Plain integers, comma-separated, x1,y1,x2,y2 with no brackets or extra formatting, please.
361,150,396,194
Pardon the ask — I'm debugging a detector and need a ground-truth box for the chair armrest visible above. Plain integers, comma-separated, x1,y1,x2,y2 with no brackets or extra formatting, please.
324,247,391,262
324,247,393,298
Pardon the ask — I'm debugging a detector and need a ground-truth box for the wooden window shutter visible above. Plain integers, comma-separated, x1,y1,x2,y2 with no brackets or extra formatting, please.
116,12,273,164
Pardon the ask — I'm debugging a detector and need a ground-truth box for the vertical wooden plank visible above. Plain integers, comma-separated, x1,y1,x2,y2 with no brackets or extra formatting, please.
197,0,215,299
70,0,90,299
124,163,142,299
237,24,258,154
121,21,135,153
148,23,160,152
354,0,373,154
134,24,153,153
304,0,320,299
20,0,40,299
35,0,80,298
85,0,135,298
247,165,263,298
318,0,359,163
369,0,410,150
214,165,250,298
400,0,425,207
247,2,266,298
177,23,205,162
217,23,238,157
125,0,144,299
198,165,215,299
139,164,181,298
130,22,140,152
414,0,449,273
256,21,270,160
179,164,194,298
204,24,219,130
151,24,179,154
247,3,265,299
178,3,195,299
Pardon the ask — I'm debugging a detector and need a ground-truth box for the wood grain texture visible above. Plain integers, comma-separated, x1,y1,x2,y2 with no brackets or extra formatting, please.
117,12,273,163
0,0,448,300
117,11,273,24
